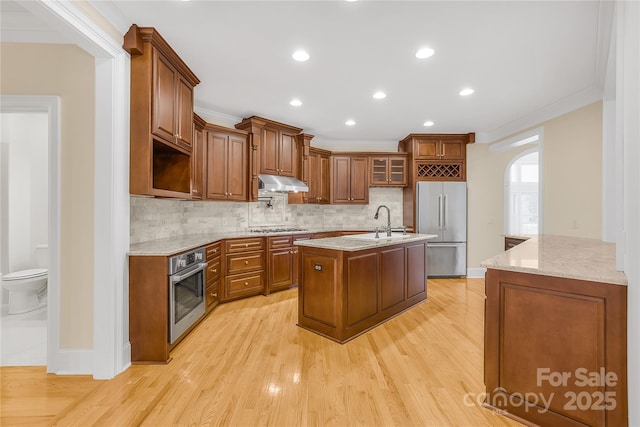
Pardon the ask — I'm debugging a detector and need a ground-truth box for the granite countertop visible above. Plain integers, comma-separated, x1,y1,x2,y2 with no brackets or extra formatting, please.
128,227,379,256
129,229,318,256
481,234,627,286
294,233,438,252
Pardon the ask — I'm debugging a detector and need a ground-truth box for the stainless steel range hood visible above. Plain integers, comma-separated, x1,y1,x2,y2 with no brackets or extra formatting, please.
258,174,309,193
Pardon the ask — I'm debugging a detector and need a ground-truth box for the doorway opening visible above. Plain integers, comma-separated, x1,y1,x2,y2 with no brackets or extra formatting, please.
506,150,540,235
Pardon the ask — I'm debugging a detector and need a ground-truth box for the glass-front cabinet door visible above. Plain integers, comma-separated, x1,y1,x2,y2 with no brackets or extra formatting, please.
370,156,407,186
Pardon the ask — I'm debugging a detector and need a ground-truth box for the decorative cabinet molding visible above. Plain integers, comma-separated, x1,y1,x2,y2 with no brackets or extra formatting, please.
124,24,200,199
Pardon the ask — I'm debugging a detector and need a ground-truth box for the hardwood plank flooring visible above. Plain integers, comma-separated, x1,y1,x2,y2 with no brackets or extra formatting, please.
1,278,522,426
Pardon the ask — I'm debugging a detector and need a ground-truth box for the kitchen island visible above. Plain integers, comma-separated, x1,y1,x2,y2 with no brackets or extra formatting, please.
295,233,436,343
481,235,627,427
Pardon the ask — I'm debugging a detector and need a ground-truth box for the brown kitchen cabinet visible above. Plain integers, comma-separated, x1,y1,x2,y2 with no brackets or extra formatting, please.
222,237,265,301
205,124,249,201
308,148,331,204
124,24,200,199
235,116,303,201
484,268,627,427
205,242,221,312
266,234,311,293
399,133,475,231
297,239,427,343
331,155,369,204
369,154,408,186
191,114,206,200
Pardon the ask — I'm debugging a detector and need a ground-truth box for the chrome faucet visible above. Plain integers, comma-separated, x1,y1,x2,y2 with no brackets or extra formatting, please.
374,205,392,236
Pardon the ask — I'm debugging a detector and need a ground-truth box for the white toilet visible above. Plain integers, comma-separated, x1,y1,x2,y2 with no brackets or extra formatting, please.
1,245,48,315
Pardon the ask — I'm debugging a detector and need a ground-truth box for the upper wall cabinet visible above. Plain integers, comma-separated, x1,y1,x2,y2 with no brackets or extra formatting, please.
235,116,303,201
124,24,200,198
369,154,408,186
205,124,249,202
399,133,474,182
331,155,369,204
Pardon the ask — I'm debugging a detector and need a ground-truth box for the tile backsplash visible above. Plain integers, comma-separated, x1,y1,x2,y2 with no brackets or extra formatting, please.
130,187,404,243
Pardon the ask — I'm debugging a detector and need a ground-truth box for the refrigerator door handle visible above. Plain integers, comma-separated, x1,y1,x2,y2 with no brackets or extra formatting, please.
443,194,448,230
438,195,443,229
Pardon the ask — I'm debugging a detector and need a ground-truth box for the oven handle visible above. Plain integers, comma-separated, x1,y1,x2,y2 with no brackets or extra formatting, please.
170,262,208,284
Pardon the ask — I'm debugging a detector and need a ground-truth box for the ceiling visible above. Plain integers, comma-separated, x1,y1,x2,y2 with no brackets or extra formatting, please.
2,1,612,147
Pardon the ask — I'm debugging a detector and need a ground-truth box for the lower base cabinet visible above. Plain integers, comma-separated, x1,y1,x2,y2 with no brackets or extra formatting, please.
484,268,627,427
297,240,428,343
222,237,265,302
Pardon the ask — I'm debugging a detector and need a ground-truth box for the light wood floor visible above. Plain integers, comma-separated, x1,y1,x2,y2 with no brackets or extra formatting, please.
1,278,522,426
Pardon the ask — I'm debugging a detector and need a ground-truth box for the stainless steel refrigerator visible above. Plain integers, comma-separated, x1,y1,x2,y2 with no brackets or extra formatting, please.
416,181,467,277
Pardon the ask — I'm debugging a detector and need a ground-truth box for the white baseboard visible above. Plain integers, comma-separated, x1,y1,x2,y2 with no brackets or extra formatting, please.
466,267,487,278
48,349,94,375
120,341,131,373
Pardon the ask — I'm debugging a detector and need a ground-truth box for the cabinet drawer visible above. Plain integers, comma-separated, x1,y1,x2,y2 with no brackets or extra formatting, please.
206,257,221,283
206,242,221,260
268,235,293,249
227,252,265,274
293,234,312,242
225,237,264,253
225,271,264,298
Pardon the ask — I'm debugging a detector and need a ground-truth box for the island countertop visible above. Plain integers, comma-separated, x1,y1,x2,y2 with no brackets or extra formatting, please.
294,233,438,252
481,234,627,286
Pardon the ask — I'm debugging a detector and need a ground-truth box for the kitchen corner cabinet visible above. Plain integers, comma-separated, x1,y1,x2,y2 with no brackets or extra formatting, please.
205,124,249,201
124,24,200,198
191,114,206,200
331,155,369,204
369,154,408,186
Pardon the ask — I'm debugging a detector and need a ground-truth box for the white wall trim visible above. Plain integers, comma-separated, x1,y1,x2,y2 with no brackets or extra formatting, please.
0,95,62,376
25,0,131,379
466,267,487,279
48,349,94,375
489,127,542,152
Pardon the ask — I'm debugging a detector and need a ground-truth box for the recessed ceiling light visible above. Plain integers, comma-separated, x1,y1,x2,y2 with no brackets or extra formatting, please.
423,120,434,127
346,0,358,2
415,47,435,59
290,99,302,107
345,119,356,126
292,50,310,62
373,91,387,99
459,88,475,96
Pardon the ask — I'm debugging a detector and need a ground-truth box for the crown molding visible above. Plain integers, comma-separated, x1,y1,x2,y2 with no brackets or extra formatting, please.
311,139,399,153
476,85,603,144
194,105,243,127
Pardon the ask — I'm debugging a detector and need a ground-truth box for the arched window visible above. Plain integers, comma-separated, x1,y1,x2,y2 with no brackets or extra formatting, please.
506,150,539,235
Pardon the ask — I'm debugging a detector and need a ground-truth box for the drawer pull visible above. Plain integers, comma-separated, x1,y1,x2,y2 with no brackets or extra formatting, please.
244,260,249,265
213,269,217,273
244,282,249,286
210,292,217,298
245,243,249,247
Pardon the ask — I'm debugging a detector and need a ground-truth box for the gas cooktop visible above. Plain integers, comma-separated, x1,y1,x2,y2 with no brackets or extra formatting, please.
249,227,308,233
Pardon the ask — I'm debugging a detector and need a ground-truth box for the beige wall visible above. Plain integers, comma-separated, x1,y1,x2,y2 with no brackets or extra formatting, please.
467,101,603,268
1,43,95,349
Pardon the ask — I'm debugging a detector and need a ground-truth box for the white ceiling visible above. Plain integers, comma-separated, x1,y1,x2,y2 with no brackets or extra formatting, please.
2,1,612,147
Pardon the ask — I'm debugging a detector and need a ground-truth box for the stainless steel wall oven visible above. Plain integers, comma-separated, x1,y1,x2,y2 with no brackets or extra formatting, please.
168,247,207,344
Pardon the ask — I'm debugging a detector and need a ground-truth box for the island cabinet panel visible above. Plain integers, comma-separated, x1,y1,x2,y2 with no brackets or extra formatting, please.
406,242,427,299
484,269,627,427
301,253,339,327
298,240,428,344
380,247,405,311
346,253,378,327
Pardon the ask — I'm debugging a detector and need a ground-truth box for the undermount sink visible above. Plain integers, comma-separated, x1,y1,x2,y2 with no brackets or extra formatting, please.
345,232,410,240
